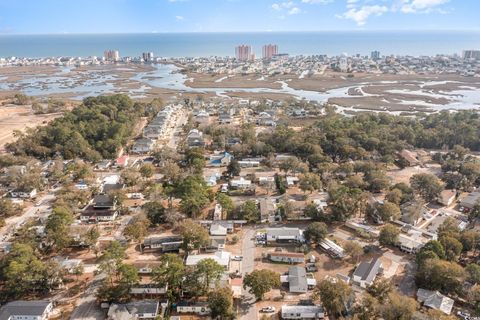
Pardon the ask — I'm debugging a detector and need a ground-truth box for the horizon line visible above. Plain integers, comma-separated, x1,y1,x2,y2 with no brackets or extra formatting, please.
1,29,480,36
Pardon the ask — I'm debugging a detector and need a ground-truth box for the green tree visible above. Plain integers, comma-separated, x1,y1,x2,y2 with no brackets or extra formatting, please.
139,163,155,179
243,269,281,300
45,206,74,251
142,201,166,225
344,240,364,262
316,279,353,317
226,159,241,177
298,172,322,194
152,254,186,301
121,168,141,187
194,258,225,294
237,200,260,223
376,201,401,222
379,291,417,320
353,294,379,320
466,264,480,284
304,222,328,244
439,236,463,261
379,225,400,247
208,287,234,319
367,278,393,303
179,219,210,252
416,259,466,295
124,215,149,243
410,173,443,203
216,193,234,217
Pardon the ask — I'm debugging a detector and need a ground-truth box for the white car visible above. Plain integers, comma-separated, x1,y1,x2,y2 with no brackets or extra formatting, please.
261,307,275,313
232,255,243,261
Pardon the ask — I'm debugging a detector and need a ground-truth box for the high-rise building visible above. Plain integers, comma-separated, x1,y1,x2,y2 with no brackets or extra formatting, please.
262,44,278,59
104,50,120,62
462,50,480,60
142,52,154,62
371,50,381,60
235,45,252,61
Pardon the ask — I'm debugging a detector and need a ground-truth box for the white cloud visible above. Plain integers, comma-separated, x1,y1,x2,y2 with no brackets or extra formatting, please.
271,1,295,11
301,0,333,4
175,15,184,20
400,0,449,13
288,7,302,14
338,5,388,26
272,3,281,10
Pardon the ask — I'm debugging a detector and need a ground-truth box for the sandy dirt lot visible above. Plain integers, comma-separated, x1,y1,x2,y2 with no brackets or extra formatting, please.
0,104,61,150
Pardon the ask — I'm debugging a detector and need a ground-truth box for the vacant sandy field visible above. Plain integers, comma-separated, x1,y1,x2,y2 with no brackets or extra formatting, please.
0,104,61,150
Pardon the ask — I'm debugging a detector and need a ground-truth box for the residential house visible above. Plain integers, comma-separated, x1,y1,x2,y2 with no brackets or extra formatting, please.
399,149,420,166
281,305,325,320
132,138,155,154
259,197,276,223
9,187,37,199
195,110,210,125
205,236,226,252
80,194,118,223
460,191,480,210
107,300,161,320
401,201,428,226
0,300,53,320
186,251,231,270
238,160,260,168
186,129,205,148
319,239,345,259
283,266,317,293
269,252,305,264
257,112,276,126
210,223,228,236
218,112,233,124
265,227,305,246
417,289,454,315
176,301,211,316
130,282,167,295
116,155,129,168
352,257,383,288
142,236,183,252
209,152,233,167
229,177,252,189
438,189,456,206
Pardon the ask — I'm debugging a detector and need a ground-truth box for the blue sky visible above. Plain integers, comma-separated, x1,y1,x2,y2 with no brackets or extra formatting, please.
0,0,478,34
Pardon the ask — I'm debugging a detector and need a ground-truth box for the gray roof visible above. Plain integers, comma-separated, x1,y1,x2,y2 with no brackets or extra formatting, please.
0,300,51,320
461,192,480,208
353,257,382,283
288,266,308,293
417,289,454,315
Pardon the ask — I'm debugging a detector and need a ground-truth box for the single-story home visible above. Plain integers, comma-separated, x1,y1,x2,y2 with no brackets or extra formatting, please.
281,305,325,320
460,191,480,210
353,257,383,288
0,300,53,320
142,236,183,252
108,300,160,320
186,251,231,270
176,301,211,315
269,252,305,264
438,189,457,207
417,288,454,315
265,227,305,246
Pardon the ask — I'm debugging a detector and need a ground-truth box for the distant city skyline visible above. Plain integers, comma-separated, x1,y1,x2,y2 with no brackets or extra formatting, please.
0,0,478,34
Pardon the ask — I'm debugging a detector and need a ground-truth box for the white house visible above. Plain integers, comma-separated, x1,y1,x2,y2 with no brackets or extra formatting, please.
9,188,37,199
176,302,211,316
229,177,252,189
186,251,231,270
0,300,53,320
352,257,383,288
269,252,304,264
281,305,325,320
108,300,160,320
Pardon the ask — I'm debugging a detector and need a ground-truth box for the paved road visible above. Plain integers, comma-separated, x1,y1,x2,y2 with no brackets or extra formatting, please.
0,192,56,242
238,227,257,320
70,274,106,320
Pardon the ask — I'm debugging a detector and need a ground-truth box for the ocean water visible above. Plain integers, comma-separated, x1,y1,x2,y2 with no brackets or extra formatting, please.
0,31,479,58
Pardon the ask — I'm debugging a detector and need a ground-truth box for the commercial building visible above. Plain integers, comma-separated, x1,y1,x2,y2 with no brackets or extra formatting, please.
142,52,154,62
235,45,252,61
462,50,480,60
263,44,278,59
104,50,120,62
371,50,381,60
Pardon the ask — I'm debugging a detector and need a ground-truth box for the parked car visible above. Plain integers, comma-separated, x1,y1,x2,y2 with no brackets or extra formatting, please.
232,255,243,261
260,307,275,313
